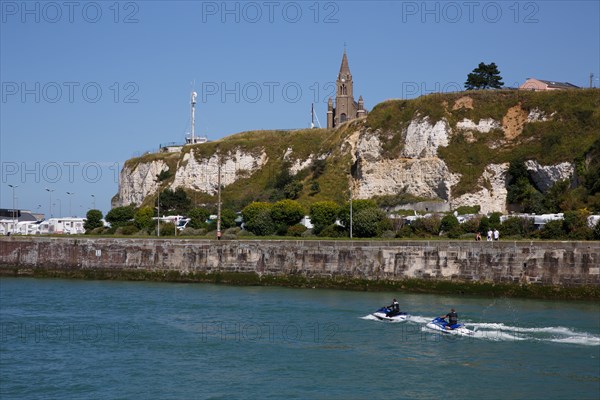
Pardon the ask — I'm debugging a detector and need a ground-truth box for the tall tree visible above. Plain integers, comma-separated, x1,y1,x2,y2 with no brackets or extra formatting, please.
84,209,104,231
465,62,504,90
159,188,192,215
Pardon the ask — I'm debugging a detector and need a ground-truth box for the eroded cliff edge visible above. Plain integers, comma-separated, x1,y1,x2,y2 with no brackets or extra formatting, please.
113,89,599,214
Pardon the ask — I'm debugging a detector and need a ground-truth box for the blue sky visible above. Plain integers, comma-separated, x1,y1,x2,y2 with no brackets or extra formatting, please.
1,0,599,216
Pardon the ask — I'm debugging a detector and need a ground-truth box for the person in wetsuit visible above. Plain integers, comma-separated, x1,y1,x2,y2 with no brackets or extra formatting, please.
386,298,401,317
440,308,458,329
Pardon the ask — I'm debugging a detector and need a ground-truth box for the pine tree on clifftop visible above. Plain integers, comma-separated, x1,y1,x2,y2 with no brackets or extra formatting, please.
465,62,504,90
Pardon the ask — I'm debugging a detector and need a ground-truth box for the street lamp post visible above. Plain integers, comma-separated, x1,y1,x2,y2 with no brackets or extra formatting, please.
349,187,353,240
66,192,75,217
91,194,96,210
8,184,19,234
45,188,55,218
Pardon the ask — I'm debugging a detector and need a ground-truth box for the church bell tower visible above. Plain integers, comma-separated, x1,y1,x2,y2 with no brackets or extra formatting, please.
327,49,366,128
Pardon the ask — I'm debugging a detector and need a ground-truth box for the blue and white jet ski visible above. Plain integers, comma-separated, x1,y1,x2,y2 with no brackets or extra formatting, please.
371,307,408,322
426,317,474,336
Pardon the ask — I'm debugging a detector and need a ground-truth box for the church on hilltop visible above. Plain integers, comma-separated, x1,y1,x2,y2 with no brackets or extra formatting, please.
327,50,367,128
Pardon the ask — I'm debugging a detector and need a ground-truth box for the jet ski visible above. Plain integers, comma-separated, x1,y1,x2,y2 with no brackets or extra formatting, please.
371,307,408,322
426,317,474,336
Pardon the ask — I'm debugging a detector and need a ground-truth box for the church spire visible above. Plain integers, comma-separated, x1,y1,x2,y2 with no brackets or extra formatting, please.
339,49,351,76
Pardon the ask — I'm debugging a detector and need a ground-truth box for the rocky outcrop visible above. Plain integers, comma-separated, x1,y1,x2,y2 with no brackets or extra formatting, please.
401,117,450,158
116,160,168,207
352,119,459,200
172,149,268,195
456,118,500,133
526,161,574,192
451,164,509,214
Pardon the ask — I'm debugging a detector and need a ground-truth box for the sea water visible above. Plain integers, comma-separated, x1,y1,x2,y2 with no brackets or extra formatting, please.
1,277,599,399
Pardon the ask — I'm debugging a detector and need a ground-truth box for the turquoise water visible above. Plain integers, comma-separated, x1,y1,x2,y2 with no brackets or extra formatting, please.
1,278,599,399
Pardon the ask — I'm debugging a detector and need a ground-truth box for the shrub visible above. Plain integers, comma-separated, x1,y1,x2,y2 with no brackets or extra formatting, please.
411,215,441,237
134,206,155,231
159,187,192,215
245,209,275,236
180,228,206,236
84,209,103,231
540,220,565,239
287,224,307,237
478,216,490,234
309,201,339,234
353,208,390,238
116,224,138,235
237,230,255,238
337,199,377,230
271,199,305,227
242,202,272,226
154,222,176,236
488,212,502,229
301,229,315,237
105,205,135,228
319,224,347,238
440,215,460,233
500,217,535,238
380,230,396,239
396,225,413,238
461,216,481,234
225,227,241,235
220,209,238,229
283,181,303,199
88,227,108,235
593,221,600,240
188,207,210,229
563,210,593,240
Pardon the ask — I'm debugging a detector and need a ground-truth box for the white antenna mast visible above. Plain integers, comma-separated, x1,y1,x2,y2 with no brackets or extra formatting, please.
191,90,197,144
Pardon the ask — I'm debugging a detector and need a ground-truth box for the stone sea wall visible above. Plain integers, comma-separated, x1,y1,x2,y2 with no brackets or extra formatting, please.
1,237,599,298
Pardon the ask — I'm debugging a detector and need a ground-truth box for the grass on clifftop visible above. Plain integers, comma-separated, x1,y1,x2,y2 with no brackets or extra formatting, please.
123,89,600,207
367,89,600,196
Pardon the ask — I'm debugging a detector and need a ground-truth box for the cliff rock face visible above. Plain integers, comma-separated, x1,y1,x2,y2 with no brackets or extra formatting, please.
117,159,168,207
172,149,268,195
115,90,595,212
525,161,574,192
353,129,459,201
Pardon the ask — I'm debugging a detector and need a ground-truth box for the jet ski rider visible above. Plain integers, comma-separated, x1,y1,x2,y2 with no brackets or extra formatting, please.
386,298,401,317
440,308,458,329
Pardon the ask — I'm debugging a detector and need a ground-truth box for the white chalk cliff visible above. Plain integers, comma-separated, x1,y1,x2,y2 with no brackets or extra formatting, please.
114,95,577,214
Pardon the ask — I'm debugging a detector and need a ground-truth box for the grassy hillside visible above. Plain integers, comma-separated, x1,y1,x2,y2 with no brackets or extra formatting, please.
367,89,600,196
123,89,600,211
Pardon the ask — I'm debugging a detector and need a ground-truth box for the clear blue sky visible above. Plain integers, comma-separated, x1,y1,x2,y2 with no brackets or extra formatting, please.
1,0,599,216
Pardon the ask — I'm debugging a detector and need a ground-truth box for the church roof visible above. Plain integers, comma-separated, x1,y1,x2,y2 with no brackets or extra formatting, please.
339,50,351,75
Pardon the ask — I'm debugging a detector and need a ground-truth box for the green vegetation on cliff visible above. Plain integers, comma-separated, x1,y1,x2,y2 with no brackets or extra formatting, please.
121,89,600,215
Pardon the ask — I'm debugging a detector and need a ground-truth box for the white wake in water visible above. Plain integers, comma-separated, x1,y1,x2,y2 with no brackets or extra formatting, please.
361,314,406,323
362,314,600,345
466,322,600,346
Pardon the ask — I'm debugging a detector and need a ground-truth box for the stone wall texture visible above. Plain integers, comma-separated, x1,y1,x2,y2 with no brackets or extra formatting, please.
1,237,599,287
